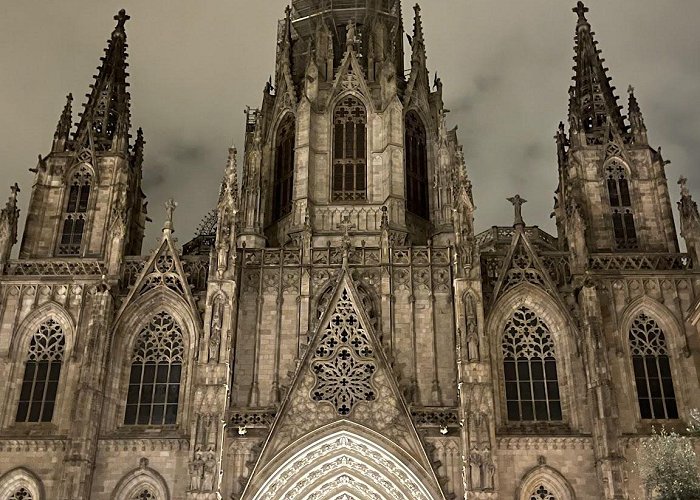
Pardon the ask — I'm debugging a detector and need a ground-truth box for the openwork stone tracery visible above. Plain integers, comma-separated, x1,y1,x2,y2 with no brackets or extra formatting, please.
530,484,556,500
502,307,562,422
311,288,377,416
125,312,184,425
8,488,32,500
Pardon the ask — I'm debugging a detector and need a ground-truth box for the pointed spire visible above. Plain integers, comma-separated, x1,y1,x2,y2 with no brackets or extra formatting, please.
75,9,131,153
53,93,73,151
627,85,648,144
410,4,426,65
569,1,626,140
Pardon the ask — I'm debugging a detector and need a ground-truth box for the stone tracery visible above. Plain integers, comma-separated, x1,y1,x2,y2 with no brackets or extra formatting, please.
311,289,377,416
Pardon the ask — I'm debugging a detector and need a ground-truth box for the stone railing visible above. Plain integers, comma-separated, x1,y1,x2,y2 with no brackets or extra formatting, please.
410,407,460,428
475,226,559,250
228,409,277,429
589,253,693,272
5,259,106,277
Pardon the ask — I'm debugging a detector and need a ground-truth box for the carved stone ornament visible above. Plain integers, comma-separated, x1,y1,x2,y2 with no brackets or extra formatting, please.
311,288,377,415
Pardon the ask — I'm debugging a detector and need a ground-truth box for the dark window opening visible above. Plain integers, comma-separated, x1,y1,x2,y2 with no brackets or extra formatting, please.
58,168,91,256
405,111,430,219
606,162,638,249
629,314,678,420
271,115,296,221
332,96,367,202
502,307,562,422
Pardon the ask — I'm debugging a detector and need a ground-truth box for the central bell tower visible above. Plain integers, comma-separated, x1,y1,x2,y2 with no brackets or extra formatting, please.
236,0,471,248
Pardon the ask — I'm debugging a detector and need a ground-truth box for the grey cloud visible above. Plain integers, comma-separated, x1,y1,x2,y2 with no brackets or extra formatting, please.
1,0,699,247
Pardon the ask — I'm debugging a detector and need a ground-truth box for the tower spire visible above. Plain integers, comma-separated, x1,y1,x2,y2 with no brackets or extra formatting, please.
570,1,626,141
74,9,131,153
53,93,73,152
410,4,426,65
627,85,648,144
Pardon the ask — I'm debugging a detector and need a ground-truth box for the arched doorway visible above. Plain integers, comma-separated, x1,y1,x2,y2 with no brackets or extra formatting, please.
251,428,440,499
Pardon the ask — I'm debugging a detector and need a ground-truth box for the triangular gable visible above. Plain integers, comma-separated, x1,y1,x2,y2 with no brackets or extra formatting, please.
242,269,445,498
603,119,633,166
329,50,373,105
490,229,564,307
114,231,200,325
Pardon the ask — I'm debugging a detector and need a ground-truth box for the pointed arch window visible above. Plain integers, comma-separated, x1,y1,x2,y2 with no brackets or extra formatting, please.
58,166,92,256
272,115,296,221
502,307,562,422
332,96,367,202
405,111,429,219
605,161,637,249
8,488,33,500
125,312,184,426
629,313,678,420
16,319,65,423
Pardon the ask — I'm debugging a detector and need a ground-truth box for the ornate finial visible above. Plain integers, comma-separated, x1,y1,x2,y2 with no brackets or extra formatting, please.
112,9,129,39
9,183,20,206
628,85,635,95
163,198,178,234
679,176,690,198
574,1,589,24
507,195,527,228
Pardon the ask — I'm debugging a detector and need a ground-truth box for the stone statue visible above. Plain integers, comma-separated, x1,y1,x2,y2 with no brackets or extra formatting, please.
466,321,479,362
202,450,217,491
188,451,204,491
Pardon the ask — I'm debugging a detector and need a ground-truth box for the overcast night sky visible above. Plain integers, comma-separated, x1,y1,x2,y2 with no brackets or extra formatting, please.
0,1,698,251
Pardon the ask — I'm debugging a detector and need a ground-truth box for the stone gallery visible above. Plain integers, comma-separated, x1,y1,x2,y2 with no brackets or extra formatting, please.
0,1,699,498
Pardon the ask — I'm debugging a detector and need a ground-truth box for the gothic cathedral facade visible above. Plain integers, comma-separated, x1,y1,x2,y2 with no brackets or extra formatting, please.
1,2,699,499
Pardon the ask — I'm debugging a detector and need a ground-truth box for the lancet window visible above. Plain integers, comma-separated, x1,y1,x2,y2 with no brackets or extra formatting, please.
502,307,562,422
124,312,184,426
272,115,296,221
332,96,367,202
605,161,637,249
58,166,92,256
405,111,429,219
16,319,65,423
8,488,33,500
629,313,678,420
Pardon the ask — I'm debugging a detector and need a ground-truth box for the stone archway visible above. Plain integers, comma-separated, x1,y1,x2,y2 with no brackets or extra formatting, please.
251,429,439,500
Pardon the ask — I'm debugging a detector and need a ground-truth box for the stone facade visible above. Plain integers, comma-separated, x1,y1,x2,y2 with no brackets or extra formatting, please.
1,2,699,500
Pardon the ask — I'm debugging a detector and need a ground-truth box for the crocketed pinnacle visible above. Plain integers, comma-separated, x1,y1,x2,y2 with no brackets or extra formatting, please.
570,1,626,138
131,127,145,168
54,93,73,141
74,9,131,152
627,85,647,142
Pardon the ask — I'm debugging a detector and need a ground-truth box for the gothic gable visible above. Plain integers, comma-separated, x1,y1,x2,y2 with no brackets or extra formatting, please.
490,229,563,306
329,51,373,108
115,230,200,326
242,269,445,499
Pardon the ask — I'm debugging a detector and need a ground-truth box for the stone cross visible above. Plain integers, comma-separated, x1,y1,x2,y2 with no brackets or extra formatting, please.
507,195,527,227
574,1,589,20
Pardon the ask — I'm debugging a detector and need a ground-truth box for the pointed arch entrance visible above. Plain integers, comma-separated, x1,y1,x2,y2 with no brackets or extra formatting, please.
251,427,439,500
